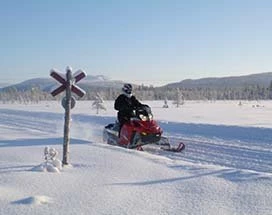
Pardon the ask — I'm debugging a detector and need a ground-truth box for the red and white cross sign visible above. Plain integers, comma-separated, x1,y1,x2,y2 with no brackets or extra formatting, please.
50,68,87,97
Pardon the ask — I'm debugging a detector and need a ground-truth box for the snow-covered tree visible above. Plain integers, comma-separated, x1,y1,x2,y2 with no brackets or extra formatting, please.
92,93,106,114
32,146,62,173
172,88,184,107
162,97,169,108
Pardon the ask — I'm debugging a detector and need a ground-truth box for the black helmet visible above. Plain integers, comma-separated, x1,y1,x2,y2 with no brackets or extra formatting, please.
122,83,132,94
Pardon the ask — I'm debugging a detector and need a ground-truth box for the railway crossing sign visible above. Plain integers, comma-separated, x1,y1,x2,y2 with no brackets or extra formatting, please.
50,67,86,97
49,66,87,165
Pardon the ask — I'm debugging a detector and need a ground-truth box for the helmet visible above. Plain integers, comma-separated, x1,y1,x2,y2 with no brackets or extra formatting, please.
122,83,132,95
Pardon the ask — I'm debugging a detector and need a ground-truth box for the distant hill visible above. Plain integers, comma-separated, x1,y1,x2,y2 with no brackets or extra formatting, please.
0,75,124,92
163,72,272,89
1,72,272,94
0,83,11,88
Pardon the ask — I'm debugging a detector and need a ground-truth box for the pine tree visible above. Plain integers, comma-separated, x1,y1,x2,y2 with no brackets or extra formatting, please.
92,93,106,114
162,97,169,108
173,88,184,107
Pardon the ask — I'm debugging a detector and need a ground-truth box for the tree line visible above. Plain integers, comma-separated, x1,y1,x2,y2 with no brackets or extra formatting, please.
1,82,272,103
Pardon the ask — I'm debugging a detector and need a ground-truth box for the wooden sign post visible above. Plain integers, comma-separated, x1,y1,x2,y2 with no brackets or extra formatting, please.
50,66,86,165
62,68,72,165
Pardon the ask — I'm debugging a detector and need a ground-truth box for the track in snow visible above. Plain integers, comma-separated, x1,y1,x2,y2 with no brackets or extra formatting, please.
1,109,271,174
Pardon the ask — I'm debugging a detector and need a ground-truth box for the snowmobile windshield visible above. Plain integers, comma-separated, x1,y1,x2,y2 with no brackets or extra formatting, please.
136,105,153,121
139,113,153,121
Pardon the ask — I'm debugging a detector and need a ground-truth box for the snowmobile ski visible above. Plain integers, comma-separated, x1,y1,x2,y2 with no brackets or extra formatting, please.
161,142,185,152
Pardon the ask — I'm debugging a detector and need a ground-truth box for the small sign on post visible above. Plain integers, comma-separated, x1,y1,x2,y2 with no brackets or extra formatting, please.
50,66,86,165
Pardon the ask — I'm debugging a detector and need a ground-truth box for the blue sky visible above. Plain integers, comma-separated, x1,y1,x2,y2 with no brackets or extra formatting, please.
1,0,272,86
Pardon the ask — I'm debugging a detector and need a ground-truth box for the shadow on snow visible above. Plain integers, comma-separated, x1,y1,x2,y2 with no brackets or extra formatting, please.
0,137,90,147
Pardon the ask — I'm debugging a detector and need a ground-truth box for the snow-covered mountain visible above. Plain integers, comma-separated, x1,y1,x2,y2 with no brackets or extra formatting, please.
164,72,272,89
0,75,124,92
0,82,10,88
2,72,272,93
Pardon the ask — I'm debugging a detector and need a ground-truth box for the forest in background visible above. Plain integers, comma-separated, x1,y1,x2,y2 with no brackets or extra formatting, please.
1,72,272,103
1,82,272,104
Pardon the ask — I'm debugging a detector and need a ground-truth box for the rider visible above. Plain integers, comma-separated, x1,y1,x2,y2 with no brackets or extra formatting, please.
114,83,143,135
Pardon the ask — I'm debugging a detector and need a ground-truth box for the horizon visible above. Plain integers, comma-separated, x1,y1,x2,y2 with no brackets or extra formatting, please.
1,1,272,86
1,70,271,88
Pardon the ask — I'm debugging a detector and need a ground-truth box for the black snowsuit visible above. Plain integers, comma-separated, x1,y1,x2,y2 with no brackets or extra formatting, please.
114,94,143,129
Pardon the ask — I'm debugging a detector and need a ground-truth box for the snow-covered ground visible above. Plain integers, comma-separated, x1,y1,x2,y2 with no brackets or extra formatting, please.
0,100,271,215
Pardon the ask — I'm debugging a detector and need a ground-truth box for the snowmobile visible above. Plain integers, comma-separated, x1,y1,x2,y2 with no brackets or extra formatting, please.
103,105,185,152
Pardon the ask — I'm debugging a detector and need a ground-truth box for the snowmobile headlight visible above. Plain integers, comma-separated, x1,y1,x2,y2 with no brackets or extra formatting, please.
148,114,153,120
139,114,148,121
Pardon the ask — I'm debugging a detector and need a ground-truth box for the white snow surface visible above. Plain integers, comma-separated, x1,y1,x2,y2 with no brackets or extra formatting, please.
0,100,272,215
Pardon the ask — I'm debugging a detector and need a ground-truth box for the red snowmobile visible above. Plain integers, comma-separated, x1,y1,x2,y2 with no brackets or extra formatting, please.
103,105,185,152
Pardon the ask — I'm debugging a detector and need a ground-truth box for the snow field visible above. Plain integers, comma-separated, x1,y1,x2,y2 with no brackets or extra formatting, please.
0,100,271,215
